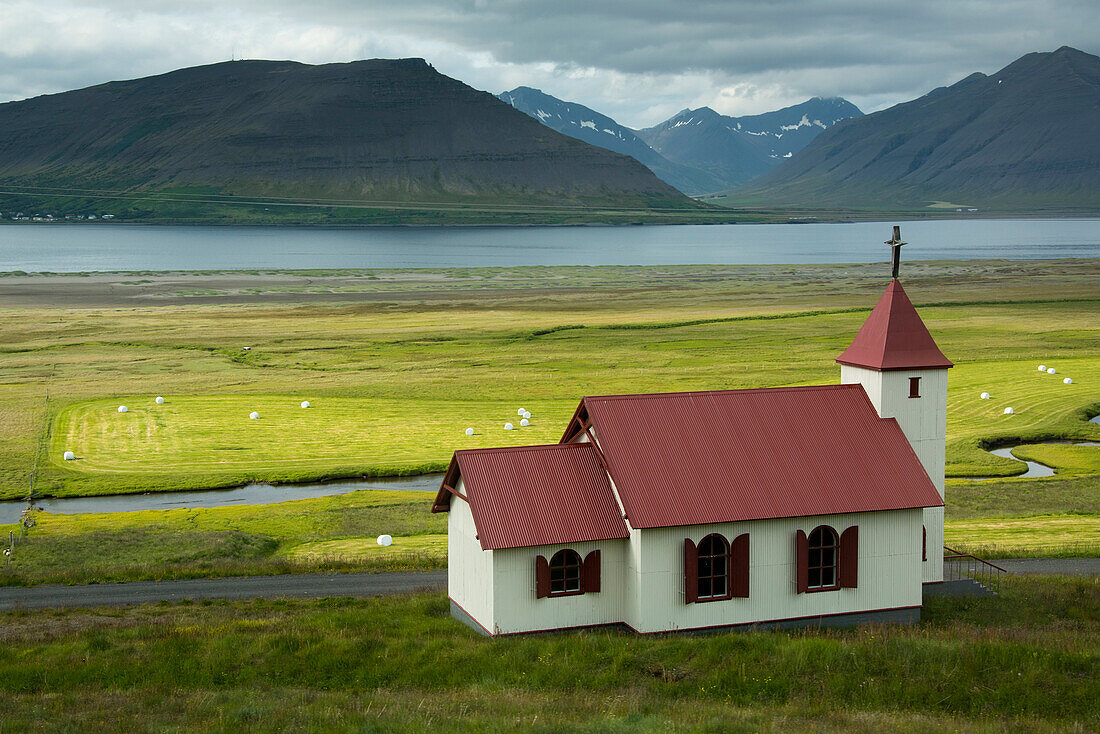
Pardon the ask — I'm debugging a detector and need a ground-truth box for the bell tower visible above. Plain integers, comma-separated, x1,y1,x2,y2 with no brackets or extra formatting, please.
837,227,952,583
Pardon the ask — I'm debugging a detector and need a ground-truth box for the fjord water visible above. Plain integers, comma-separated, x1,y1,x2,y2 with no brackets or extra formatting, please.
0,218,1097,271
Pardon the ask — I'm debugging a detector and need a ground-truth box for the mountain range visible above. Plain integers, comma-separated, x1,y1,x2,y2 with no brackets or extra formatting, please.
731,46,1100,210
2,47,1095,221
499,89,861,195
0,59,692,214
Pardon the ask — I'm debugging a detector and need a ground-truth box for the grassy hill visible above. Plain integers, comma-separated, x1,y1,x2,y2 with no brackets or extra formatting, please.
0,59,708,224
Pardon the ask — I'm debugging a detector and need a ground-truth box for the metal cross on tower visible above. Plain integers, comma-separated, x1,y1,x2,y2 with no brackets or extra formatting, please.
885,225,906,279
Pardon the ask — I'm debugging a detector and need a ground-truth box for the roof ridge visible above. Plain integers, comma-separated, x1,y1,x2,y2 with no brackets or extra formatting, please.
454,442,592,457
583,384,859,402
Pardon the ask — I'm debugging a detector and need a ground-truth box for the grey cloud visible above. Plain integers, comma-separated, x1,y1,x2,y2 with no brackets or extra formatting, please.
2,0,1097,127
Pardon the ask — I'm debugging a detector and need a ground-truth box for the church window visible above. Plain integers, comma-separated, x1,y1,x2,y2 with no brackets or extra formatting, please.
683,533,749,603
909,376,921,398
807,526,839,590
548,549,582,595
535,549,601,599
796,525,858,593
697,534,730,599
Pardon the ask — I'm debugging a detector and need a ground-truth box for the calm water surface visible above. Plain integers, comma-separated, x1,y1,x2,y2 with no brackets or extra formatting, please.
0,218,1097,271
0,474,444,525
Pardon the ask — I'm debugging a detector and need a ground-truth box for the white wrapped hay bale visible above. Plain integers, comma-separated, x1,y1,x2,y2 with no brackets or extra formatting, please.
249,411,260,420
504,422,514,430
155,396,165,404
300,401,310,409
465,427,474,436
377,534,393,547
523,411,531,419
1064,377,1073,384
517,407,526,416
117,405,128,413
1038,365,1047,371
1047,368,1056,374
979,392,990,399
63,451,75,461
520,418,529,426
1004,407,1014,415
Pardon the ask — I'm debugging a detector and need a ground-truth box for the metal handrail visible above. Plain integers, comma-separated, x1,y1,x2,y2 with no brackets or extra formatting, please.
942,545,1007,593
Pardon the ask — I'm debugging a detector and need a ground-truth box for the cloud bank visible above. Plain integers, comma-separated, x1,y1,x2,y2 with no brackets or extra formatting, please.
2,0,1097,127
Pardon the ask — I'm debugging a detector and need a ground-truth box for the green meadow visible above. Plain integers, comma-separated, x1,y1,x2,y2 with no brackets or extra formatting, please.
0,576,1096,732
0,259,1097,584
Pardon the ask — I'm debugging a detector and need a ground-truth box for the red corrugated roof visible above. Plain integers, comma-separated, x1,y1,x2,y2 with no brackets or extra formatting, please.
579,384,943,529
433,443,629,551
836,280,953,371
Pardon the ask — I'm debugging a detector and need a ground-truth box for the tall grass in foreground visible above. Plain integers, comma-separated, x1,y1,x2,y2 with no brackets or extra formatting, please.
0,576,1095,732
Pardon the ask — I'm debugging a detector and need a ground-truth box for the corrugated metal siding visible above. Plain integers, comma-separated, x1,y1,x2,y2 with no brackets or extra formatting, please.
454,443,629,551
583,384,944,530
630,510,923,633
836,280,953,371
492,539,629,635
447,480,494,630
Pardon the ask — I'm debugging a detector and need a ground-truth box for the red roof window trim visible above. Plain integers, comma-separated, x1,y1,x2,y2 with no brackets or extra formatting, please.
560,401,592,444
431,456,464,513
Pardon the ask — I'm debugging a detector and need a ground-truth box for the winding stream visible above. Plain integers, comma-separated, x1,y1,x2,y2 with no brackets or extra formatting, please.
0,473,444,525
3,416,1097,523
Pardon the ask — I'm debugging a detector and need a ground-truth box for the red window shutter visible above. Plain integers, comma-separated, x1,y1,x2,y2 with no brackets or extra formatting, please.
583,550,601,594
731,533,750,598
684,538,698,604
795,529,808,594
922,526,927,562
840,526,859,588
535,555,550,599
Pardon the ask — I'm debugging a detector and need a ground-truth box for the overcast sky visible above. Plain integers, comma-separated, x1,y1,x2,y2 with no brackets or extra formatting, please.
2,0,1097,128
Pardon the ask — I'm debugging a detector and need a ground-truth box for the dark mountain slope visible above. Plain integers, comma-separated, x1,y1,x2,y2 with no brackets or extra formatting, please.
0,59,692,208
733,47,1100,209
498,87,726,195
637,98,862,189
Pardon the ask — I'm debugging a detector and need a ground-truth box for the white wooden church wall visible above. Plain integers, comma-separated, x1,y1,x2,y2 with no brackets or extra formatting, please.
627,509,924,633
841,365,947,583
491,538,629,635
447,478,495,633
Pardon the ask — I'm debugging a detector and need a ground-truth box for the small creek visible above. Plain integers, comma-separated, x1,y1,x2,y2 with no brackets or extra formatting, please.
0,473,444,525
3,416,1097,523
969,440,1099,481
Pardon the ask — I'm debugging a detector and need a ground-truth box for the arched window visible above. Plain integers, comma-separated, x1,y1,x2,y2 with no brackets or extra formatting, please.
548,549,583,596
535,549,601,599
807,526,839,590
697,534,730,599
797,525,857,594
684,533,749,604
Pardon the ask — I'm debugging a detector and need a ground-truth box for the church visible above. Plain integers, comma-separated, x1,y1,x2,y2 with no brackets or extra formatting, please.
432,235,952,636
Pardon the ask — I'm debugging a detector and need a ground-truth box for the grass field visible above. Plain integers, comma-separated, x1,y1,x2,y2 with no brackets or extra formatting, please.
0,489,445,586
0,260,1097,582
0,576,1096,732
0,260,1091,499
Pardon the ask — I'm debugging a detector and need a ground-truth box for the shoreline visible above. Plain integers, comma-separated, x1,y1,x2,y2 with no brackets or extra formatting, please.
2,211,1099,230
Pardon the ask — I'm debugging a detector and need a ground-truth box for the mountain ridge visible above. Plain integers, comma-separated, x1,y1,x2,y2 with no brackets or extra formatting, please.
729,46,1100,210
0,58,694,215
499,88,861,194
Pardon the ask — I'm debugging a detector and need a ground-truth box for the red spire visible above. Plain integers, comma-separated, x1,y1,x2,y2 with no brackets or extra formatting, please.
836,281,953,371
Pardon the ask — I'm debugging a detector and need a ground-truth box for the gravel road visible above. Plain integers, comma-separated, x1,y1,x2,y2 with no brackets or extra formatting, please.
0,570,446,611
1,559,1094,611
